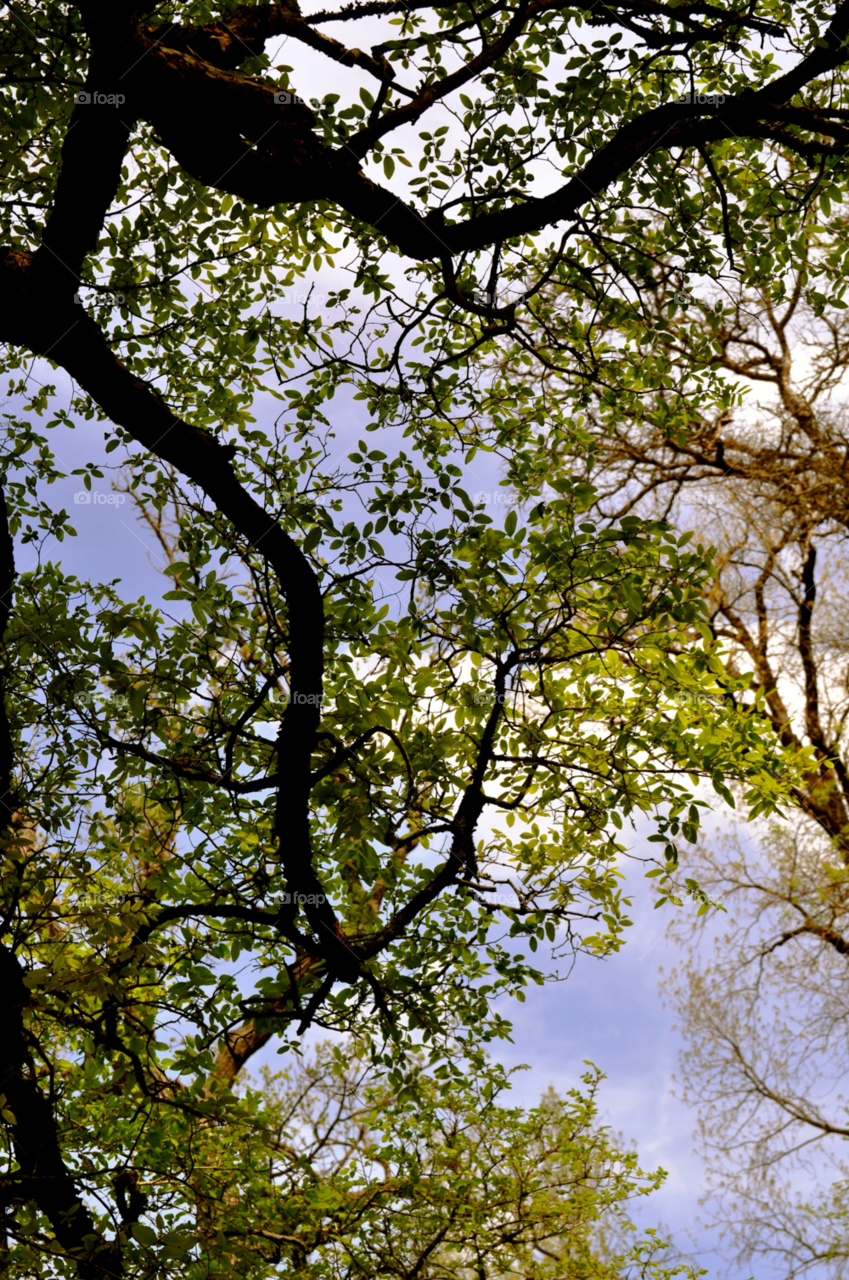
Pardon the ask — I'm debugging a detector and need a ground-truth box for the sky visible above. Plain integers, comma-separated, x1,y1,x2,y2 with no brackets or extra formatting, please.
489,857,732,1277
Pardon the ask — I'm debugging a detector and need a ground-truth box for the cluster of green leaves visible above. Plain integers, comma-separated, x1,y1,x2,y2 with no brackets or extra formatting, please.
4,1031,708,1280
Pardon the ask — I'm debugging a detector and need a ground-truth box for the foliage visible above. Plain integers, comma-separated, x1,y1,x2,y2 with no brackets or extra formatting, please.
24,1037,700,1280
2,0,845,1273
529,217,849,1278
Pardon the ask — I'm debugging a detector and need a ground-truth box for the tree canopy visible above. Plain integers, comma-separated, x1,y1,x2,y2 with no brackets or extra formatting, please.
575,230,849,1280
514,212,849,1279
1,0,846,1275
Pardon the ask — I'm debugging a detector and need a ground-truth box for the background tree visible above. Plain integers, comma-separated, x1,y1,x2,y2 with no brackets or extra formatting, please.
3,0,849,1274
534,219,849,1279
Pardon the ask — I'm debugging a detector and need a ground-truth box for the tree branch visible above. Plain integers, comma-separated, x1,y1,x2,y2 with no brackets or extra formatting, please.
0,945,124,1278
64,1,849,263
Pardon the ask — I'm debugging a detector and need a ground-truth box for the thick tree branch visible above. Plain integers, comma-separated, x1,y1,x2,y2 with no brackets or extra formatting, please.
35,59,135,286
0,485,16,828
147,4,401,87
98,732,279,794
0,248,365,974
798,542,826,751
0,948,124,1278
203,949,323,1090
362,666,510,956
60,1,849,265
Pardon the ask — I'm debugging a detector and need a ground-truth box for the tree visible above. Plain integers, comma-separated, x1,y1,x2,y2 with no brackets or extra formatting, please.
108,1035,698,1280
533,220,849,1279
0,0,843,1274
1,426,774,1278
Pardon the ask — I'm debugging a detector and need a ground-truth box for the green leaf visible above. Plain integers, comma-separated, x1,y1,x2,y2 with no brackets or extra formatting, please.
131,1223,158,1248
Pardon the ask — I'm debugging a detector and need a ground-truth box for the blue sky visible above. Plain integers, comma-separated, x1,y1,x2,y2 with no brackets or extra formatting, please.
492,857,730,1277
